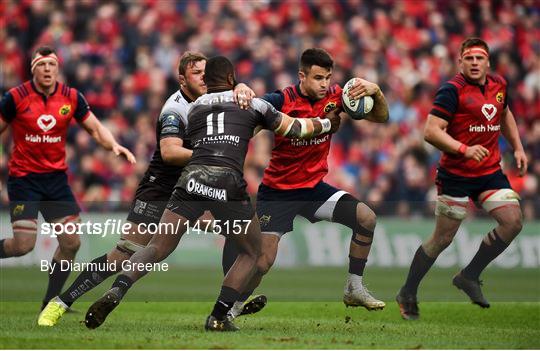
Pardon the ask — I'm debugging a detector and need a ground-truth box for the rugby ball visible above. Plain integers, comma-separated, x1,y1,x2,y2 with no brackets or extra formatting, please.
342,78,374,120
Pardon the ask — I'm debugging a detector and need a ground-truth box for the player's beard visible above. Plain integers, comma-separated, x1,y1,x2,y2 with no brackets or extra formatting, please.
185,83,205,100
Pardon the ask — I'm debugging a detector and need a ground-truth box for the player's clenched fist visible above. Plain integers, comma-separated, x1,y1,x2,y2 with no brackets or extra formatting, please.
464,144,490,162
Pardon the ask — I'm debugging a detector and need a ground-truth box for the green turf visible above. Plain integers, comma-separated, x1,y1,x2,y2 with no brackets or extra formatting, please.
1,266,539,302
1,267,539,348
0,302,539,349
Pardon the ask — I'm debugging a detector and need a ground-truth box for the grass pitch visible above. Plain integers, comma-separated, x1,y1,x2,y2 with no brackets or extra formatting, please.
1,267,539,349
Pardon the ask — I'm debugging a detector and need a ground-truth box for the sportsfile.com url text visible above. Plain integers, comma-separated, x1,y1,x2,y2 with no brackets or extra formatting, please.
40,219,252,238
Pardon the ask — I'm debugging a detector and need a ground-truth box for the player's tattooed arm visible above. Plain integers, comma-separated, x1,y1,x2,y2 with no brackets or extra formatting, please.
272,112,333,139
253,98,339,138
80,112,136,163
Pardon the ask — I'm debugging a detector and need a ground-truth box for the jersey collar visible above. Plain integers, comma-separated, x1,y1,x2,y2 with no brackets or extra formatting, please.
460,72,489,87
30,80,59,98
179,87,194,103
295,83,319,105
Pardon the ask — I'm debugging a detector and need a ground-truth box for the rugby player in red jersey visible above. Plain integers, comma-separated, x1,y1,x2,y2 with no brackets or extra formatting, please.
0,46,136,311
222,48,390,316
396,38,528,320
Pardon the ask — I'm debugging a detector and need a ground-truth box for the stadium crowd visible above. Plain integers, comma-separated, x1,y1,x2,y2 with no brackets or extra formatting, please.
1,0,539,218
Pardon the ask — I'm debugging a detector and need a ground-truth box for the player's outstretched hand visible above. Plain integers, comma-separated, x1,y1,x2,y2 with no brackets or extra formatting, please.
348,78,380,99
325,109,342,134
112,144,136,164
514,149,528,176
464,144,489,163
233,83,256,110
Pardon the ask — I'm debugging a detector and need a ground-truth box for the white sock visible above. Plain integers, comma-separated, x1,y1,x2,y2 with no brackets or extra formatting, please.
230,301,244,318
53,296,69,309
348,273,363,285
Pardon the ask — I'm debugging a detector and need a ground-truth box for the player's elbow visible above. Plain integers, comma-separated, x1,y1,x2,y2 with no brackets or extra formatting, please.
424,126,435,144
160,149,174,164
161,148,182,165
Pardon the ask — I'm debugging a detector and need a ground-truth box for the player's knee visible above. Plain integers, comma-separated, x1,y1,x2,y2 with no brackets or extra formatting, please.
12,238,36,256
334,194,376,233
59,235,81,255
357,204,377,233
243,245,261,262
108,248,132,264
256,255,274,276
503,214,523,235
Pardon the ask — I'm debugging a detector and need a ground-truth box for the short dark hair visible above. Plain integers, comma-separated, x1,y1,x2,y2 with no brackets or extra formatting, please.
32,46,56,60
204,56,235,87
300,48,334,73
460,38,490,56
178,51,207,76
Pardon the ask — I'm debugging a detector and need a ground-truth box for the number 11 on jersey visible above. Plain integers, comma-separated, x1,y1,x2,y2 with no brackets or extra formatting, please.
206,112,225,135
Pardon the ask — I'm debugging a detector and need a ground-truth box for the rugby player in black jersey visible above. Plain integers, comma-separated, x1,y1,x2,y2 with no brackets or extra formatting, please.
38,52,257,326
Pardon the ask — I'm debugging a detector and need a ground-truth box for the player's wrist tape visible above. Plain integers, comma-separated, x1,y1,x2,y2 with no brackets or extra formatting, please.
457,143,468,155
316,117,332,133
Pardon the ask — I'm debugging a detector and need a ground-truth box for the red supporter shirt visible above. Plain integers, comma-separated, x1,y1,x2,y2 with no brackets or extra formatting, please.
430,73,508,177
261,83,342,189
0,81,91,177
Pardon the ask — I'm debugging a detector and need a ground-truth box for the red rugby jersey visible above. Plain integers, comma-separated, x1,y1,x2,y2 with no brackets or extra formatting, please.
261,83,342,189
0,81,91,177
430,73,508,177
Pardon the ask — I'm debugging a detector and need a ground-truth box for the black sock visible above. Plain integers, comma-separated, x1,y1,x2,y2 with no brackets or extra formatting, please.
401,246,436,296
211,286,240,320
111,274,133,298
58,254,117,307
0,239,6,258
222,239,239,276
43,259,72,309
348,256,367,276
462,229,508,281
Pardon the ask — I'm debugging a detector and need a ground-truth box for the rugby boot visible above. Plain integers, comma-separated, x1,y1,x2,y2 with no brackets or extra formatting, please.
85,288,122,329
204,315,239,332
343,279,385,310
38,297,68,326
452,272,490,308
396,290,419,320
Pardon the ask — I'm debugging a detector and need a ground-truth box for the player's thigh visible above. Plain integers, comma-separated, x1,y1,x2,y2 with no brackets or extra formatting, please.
154,187,204,250
256,183,305,234
213,200,260,258
301,181,348,222
7,174,42,225
122,181,174,253
8,175,43,251
432,169,473,242
39,172,81,222
257,232,281,273
477,170,521,221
